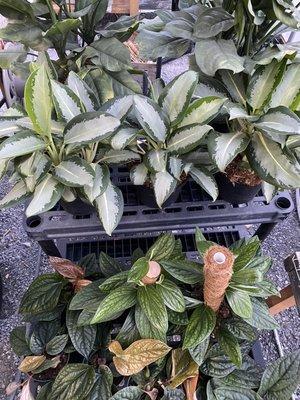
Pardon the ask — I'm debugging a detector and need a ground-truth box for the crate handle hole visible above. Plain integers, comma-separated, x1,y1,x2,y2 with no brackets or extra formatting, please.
26,216,42,228
275,197,291,210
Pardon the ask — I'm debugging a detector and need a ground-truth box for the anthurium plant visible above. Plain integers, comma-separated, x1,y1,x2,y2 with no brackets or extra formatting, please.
0,0,142,100
0,61,141,235
137,1,300,194
10,231,300,399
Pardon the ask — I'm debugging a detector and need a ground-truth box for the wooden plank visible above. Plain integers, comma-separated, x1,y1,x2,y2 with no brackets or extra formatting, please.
111,0,139,14
267,285,296,315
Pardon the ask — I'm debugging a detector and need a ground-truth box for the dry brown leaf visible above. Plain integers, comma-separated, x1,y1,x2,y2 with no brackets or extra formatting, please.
49,256,84,279
19,355,46,373
169,349,199,388
109,339,171,376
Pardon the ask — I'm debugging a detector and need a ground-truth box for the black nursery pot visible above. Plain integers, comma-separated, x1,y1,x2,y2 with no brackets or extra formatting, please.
215,172,262,204
137,183,184,208
60,197,95,216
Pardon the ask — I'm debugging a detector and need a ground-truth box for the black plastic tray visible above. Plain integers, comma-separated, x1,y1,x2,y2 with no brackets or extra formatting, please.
24,167,294,245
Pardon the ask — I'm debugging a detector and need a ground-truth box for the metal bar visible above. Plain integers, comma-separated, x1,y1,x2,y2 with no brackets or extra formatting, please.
38,240,61,257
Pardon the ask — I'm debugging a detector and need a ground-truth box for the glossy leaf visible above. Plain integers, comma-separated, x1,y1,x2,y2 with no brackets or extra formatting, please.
244,298,279,330
137,285,168,332
160,259,203,284
0,180,29,209
157,279,185,312
46,334,68,356
168,124,211,154
226,288,253,319
218,328,242,367
0,131,45,159
189,166,218,201
51,80,82,122
146,233,176,261
54,157,95,187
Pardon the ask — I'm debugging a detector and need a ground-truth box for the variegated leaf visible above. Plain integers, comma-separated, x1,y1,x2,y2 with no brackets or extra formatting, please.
26,174,64,216
195,39,244,77
130,163,148,185
62,187,76,203
0,131,46,159
111,127,137,150
101,96,133,121
247,60,285,112
100,150,141,164
169,157,183,180
153,170,177,208
253,107,300,137
219,70,247,106
0,180,28,209
0,159,8,180
225,103,256,121
168,124,211,155
54,157,95,187
208,131,250,172
0,117,22,138
51,80,82,122
189,166,218,200
67,71,98,112
159,71,198,125
178,96,226,128
64,111,120,146
24,66,52,135
269,63,300,110
262,181,277,204
94,182,124,236
134,95,168,142
145,149,166,172
247,132,300,188
83,164,110,203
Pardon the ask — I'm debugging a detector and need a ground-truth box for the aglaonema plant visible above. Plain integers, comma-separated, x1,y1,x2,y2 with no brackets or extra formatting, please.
0,60,141,235
0,0,142,100
137,1,300,196
9,232,300,400
125,70,226,207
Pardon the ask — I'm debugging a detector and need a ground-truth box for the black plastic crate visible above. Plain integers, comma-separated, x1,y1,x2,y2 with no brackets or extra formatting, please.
24,167,294,249
55,226,246,262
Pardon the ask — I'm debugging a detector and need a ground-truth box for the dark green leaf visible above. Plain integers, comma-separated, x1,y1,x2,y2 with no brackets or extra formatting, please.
224,318,257,341
217,328,242,367
66,309,97,359
183,304,216,349
201,343,237,378
29,320,60,354
219,356,263,389
258,349,300,399
226,288,253,319
46,334,68,356
99,252,124,277
10,326,31,356
145,233,176,261
50,363,95,400
137,285,168,332
160,259,203,284
69,280,104,311
99,272,129,293
244,298,279,330
135,304,166,341
214,387,262,400
78,254,99,277
116,310,140,347
91,285,137,323
157,279,185,312
189,337,210,366
110,386,143,400
127,257,149,284
89,366,113,400
233,239,261,271
168,310,189,325
19,274,65,315
195,227,215,257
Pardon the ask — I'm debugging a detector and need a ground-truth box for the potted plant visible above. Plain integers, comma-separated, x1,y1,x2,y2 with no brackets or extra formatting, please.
8,231,300,399
119,70,225,208
0,0,142,102
0,60,141,235
136,1,300,203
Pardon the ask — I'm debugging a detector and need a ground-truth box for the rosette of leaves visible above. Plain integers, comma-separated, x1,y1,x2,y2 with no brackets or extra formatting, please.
126,70,227,207
0,0,142,99
137,0,300,62
205,50,300,194
0,60,141,235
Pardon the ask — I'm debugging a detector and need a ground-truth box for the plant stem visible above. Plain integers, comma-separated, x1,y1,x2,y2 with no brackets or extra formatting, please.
45,0,57,24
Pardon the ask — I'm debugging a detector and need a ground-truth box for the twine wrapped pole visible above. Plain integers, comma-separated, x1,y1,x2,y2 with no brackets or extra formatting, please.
203,245,235,312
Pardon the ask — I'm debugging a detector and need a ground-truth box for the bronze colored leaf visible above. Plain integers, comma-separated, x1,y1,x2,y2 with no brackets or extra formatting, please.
19,355,46,373
49,256,84,279
74,279,92,292
109,339,171,376
169,349,199,388
183,375,199,400
6,381,21,396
